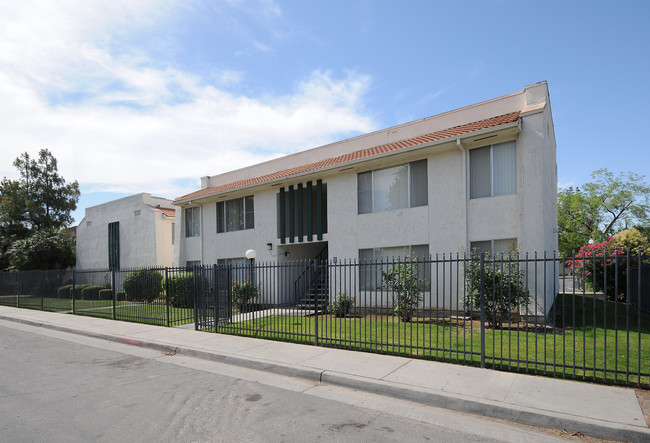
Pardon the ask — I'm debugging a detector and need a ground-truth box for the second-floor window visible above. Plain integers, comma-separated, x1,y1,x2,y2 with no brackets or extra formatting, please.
358,159,428,214
185,207,200,237
217,196,254,233
470,141,517,199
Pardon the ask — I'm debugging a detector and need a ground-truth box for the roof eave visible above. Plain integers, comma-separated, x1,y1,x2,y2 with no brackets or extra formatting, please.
173,119,520,206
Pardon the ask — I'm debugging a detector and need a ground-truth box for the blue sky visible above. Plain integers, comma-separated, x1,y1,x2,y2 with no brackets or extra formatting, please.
1,0,649,224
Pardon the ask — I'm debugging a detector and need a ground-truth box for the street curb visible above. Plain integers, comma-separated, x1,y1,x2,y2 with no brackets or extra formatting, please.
2,314,649,442
320,371,650,443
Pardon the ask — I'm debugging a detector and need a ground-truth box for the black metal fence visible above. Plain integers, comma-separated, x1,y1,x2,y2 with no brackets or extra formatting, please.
0,267,196,327
1,251,648,388
196,252,649,388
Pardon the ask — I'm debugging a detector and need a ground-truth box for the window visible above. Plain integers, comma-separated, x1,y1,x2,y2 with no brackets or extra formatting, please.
185,207,200,237
358,160,428,214
217,257,249,282
359,244,429,290
470,238,517,256
470,141,516,199
185,260,201,268
217,196,254,233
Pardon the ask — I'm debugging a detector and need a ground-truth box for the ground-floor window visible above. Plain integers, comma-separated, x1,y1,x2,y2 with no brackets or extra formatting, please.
359,244,429,290
470,238,517,256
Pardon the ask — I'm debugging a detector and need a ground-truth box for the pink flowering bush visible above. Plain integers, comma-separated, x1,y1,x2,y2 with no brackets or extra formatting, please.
567,238,626,301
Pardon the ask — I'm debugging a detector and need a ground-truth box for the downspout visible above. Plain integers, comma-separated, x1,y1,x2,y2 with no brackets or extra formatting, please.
457,139,469,253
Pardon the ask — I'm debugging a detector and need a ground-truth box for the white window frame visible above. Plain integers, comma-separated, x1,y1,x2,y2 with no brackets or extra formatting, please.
470,238,518,256
469,141,517,199
358,159,428,214
185,207,200,238
217,196,254,233
359,244,430,291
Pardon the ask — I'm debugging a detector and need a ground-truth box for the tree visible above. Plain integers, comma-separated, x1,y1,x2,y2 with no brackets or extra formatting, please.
558,169,650,257
0,149,79,270
6,228,76,271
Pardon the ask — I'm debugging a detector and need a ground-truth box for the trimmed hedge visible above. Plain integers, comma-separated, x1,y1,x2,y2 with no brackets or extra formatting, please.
57,284,73,299
98,289,114,300
116,291,126,301
123,268,162,303
166,273,194,308
72,284,92,300
80,285,109,300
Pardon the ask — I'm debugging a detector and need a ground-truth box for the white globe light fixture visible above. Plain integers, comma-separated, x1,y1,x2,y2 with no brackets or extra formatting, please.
245,249,257,260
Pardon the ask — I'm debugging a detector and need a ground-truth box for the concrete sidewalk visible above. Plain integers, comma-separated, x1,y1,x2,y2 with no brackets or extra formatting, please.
1,306,648,442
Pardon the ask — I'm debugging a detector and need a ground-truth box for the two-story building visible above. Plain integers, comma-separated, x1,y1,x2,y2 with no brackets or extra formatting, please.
173,82,558,315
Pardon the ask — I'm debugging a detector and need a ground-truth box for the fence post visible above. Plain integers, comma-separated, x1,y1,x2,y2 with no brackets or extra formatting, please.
193,266,199,330
212,264,218,332
15,272,19,308
72,269,76,314
40,271,44,311
480,252,485,369
165,268,170,327
112,269,116,320
314,260,320,347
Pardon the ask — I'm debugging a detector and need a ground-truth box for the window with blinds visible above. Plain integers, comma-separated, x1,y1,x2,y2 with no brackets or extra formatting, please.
469,141,517,199
357,159,428,214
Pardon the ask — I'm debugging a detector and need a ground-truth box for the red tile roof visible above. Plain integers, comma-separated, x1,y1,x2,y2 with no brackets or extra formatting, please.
148,206,176,217
174,111,520,203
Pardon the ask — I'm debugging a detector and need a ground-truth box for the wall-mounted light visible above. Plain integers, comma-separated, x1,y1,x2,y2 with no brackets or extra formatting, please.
284,251,290,258
267,243,272,250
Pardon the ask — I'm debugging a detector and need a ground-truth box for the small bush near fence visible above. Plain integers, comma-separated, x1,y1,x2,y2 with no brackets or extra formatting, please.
80,285,108,300
381,260,426,323
98,289,113,300
232,279,258,312
57,284,73,298
463,254,530,328
123,268,162,303
327,293,354,317
73,284,92,300
166,273,194,308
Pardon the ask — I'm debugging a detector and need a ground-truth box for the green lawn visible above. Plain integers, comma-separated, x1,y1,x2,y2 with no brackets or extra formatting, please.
0,296,194,326
218,296,650,387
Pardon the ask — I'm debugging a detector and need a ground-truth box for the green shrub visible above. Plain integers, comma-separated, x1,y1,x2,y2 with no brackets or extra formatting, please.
98,289,114,300
57,284,73,299
381,259,426,323
72,284,92,300
122,268,162,303
116,291,126,301
464,253,530,328
327,293,354,317
166,273,194,308
80,285,108,300
232,279,259,312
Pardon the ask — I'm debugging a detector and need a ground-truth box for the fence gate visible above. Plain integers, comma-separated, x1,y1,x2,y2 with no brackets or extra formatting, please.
194,265,231,331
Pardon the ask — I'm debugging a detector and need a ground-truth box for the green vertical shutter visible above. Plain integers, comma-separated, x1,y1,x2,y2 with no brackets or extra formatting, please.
279,188,286,244
306,181,313,241
316,180,323,241
108,221,120,270
288,185,295,243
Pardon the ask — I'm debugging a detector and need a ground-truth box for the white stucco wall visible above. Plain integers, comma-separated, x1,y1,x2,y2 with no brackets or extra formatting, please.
76,193,175,270
175,82,558,315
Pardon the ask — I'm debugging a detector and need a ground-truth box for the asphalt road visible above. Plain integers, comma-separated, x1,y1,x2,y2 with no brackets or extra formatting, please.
0,321,576,442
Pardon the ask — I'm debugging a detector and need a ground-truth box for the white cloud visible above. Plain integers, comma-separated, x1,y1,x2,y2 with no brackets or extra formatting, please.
0,0,375,200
